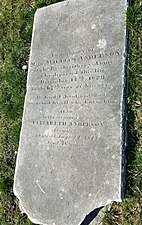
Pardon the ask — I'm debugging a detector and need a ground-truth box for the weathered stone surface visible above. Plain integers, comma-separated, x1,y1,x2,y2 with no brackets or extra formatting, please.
14,0,127,224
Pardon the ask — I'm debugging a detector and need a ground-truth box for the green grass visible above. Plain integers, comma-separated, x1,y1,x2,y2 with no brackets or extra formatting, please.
0,0,141,224
103,1,142,224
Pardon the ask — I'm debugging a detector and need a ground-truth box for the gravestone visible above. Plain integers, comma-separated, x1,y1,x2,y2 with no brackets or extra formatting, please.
14,0,127,224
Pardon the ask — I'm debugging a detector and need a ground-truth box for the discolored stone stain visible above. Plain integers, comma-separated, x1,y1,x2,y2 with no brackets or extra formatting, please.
91,24,96,30
97,39,107,49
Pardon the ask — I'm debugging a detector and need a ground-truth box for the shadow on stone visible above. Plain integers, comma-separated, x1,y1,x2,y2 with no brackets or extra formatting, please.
80,206,104,225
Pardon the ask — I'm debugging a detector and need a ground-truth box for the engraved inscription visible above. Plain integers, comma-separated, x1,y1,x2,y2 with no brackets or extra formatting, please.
27,48,121,147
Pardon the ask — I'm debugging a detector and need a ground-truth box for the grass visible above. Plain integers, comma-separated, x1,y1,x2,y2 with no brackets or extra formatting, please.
103,1,142,224
0,0,141,224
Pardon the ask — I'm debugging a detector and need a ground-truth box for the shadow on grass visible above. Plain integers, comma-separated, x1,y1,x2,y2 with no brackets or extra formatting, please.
80,207,104,225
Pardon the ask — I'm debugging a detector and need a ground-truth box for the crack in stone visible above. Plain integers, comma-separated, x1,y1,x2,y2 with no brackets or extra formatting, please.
36,180,46,194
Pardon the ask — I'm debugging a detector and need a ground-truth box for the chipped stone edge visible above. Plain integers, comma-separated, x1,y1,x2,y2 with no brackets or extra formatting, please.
120,0,129,201
13,1,67,192
13,1,129,224
13,7,66,225
13,8,45,225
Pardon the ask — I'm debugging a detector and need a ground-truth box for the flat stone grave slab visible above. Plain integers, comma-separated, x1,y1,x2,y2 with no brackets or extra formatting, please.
14,0,127,224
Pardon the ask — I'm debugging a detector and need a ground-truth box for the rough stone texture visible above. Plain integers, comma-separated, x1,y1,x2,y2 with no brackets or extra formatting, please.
14,0,127,224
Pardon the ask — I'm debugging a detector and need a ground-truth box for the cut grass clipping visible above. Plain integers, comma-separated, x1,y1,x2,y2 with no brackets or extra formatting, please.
0,0,142,224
